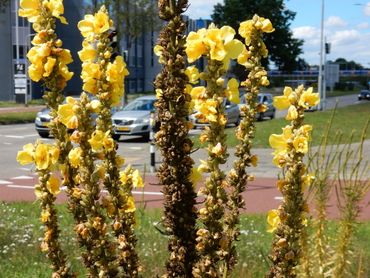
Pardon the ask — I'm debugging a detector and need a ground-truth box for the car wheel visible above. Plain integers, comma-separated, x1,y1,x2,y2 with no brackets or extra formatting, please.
142,133,150,142
234,116,241,126
38,132,49,138
112,134,120,141
358,97,362,101
258,113,264,121
270,112,275,119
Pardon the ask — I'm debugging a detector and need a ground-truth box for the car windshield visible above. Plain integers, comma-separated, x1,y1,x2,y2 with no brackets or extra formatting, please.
123,99,155,111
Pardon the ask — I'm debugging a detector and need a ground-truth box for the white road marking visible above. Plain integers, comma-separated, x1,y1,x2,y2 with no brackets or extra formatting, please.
129,147,143,150
0,180,12,185
4,134,37,139
3,142,12,145
274,196,284,200
11,175,34,180
6,184,163,196
19,167,32,171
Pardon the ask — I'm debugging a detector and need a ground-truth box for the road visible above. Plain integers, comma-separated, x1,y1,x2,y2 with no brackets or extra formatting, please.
0,94,369,219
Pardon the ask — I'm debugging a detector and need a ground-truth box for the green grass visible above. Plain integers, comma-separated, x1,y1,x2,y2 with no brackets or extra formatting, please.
0,202,369,277
0,99,45,107
193,102,370,148
0,112,37,125
326,90,359,97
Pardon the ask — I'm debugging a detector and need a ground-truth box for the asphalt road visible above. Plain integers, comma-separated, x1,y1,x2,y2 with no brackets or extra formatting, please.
0,94,369,219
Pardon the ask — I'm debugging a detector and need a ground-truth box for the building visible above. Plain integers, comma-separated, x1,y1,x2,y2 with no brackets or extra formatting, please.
0,0,84,102
0,0,212,102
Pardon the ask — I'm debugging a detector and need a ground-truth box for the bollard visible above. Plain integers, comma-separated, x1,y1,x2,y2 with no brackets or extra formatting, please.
149,110,156,173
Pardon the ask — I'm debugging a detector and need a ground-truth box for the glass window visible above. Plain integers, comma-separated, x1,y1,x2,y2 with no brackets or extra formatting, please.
123,99,155,111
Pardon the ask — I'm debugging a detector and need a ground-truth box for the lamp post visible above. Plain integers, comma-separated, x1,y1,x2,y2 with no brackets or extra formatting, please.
318,0,325,110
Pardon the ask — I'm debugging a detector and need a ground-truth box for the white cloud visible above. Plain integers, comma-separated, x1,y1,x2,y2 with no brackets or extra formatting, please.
364,2,370,16
357,22,369,29
184,0,223,19
293,25,370,66
325,16,347,28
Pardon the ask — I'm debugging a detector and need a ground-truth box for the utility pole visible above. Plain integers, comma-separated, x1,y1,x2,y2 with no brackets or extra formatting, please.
318,0,325,110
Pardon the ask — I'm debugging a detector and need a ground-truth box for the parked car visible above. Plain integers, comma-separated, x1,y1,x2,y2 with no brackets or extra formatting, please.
189,99,240,128
35,96,118,138
358,90,370,100
35,107,53,138
239,92,275,120
111,95,157,140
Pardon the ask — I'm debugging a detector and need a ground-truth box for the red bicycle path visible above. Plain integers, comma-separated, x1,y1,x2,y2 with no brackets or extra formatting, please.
1,174,369,221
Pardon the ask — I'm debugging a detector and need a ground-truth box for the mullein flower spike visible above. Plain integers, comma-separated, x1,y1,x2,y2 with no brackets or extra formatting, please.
18,1,75,276
222,14,274,275
267,85,319,278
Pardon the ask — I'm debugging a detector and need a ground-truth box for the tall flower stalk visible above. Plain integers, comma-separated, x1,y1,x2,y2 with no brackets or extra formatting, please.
267,85,319,277
184,24,244,277
17,0,75,276
222,15,274,274
154,0,198,276
78,6,140,275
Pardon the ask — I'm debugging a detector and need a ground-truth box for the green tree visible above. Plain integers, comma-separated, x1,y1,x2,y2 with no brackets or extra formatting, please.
333,58,364,70
212,0,303,72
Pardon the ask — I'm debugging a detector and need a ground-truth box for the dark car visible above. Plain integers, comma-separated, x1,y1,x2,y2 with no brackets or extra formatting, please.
358,90,370,101
239,92,275,120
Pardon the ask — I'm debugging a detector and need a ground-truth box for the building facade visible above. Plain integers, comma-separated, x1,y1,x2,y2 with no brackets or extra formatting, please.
0,0,211,101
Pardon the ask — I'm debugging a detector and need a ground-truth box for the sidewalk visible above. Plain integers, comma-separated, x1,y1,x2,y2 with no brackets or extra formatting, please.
0,105,44,115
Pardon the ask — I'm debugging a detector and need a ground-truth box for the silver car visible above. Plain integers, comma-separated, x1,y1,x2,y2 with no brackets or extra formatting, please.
239,92,275,120
112,96,156,140
35,107,52,138
189,99,241,128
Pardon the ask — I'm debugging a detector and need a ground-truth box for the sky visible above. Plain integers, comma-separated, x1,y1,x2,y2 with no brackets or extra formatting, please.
184,0,370,67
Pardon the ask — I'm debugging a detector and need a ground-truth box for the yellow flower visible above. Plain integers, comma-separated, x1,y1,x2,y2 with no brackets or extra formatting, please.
286,105,298,121
106,56,129,84
18,0,41,23
17,143,34,165
58,49,73,64
250,155,258,167
68,147,82,168
225,78,240,104
58,63,74,81
185,30,207,63
124,196,136,213
93,10,110,34
132,169,144,188
197,159,209,173
28,62,44,82
57,97,78,129
298,87,320,108
190,86,206,100
43,57,56,77
89,130,105,152
103,133,115,151
190,167,202,186
78,10,110,39
41,210,50,223
48,0,68,24
153,45,165,64
259,18,275,33
211,142,223,156
47,175,60,195
35,143,50,170
269,126,292,153
195,99,218,123
120,171,128,184
238,20,254,45
156,88,163,99
272,151,288,168
273,96,290,110
302,174,315,191
237,48,251,67
267,209,281,233
89,99,101,112
185,66,200,84
81,62,101,81
78,41,97,62
293,135,309,154
204,28,226,61
82,78,98,94
49,145,60,165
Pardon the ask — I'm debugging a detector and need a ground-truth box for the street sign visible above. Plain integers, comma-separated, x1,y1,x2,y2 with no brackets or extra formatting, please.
14,73,27,95
14,63,26,75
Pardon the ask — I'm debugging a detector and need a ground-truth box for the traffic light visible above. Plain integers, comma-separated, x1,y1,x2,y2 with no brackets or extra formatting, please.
325,42,331,54
108,29,119,61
